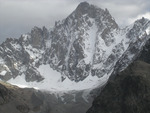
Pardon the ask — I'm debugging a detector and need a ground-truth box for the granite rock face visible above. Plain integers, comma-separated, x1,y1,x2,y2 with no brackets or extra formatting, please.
0,2,150,84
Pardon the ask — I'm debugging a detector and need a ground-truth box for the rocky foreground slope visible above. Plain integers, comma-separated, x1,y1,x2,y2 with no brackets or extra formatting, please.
0,81,93,113
87,60,150,113
0,81,46,113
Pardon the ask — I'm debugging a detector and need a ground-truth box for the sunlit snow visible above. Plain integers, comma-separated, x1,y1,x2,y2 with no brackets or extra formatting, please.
146,26,150,35
0,70,7,76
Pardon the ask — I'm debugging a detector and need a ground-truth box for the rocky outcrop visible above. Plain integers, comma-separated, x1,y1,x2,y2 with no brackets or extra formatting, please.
138,37,150,64
31,26,49,49
0,26,49,82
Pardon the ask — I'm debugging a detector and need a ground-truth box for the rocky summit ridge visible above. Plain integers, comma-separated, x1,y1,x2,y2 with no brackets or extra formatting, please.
0,2,150,91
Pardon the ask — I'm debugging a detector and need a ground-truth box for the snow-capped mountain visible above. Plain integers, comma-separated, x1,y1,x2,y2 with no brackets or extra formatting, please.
0,2,150,91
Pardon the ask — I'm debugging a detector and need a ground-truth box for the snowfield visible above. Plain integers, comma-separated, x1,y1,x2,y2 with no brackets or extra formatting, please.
8,64,110,92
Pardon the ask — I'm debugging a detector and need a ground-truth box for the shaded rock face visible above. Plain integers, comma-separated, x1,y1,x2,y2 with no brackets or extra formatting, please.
138,38,150,64
87,61,150,113
31,27,44,49
0,83,11,105
31,26,49,49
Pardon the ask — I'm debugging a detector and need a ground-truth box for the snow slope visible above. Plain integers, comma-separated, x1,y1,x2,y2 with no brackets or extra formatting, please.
8,64,110,91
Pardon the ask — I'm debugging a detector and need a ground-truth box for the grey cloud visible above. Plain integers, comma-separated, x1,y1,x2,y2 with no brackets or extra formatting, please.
89,0,150,26
0,0,78,43
0,0,150,43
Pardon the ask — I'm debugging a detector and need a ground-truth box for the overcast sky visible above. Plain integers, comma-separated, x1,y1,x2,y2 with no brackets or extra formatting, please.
0,0,150,43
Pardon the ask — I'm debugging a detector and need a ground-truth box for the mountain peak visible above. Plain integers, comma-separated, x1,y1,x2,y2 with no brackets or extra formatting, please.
74,2,101,18
135,17,149,25
75,2,90,15
76,1,90,9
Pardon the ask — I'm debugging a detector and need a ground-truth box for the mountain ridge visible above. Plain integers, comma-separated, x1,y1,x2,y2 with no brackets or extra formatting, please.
0,2,150,92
